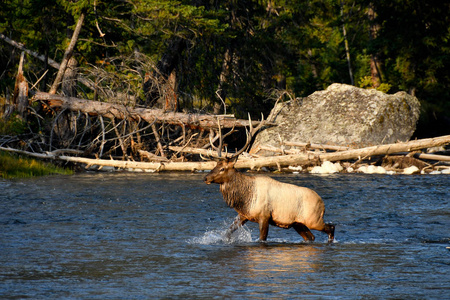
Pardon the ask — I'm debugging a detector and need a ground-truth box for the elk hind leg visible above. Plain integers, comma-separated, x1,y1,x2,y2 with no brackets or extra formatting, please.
293,223,315,242
322,223,335,242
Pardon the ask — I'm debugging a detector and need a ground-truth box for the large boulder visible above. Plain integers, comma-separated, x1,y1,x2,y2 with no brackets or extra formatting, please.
253,83,420,151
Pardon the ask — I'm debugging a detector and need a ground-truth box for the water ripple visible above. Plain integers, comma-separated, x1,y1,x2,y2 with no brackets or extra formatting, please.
0,172,449,299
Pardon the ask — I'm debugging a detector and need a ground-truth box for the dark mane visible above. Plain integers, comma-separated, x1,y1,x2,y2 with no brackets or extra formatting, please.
220,171,254,214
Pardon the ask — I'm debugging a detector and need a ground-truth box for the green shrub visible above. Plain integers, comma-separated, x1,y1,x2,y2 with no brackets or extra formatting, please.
0,114,28,135
358,76,392,93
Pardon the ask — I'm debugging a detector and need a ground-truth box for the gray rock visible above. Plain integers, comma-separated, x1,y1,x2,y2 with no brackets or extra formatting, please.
254,83,420,150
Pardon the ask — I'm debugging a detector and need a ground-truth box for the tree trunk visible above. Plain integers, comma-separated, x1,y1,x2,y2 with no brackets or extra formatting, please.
62,56,78,97
341,3,354,85
13,52,29,119
163,70,178,112
32,92,269,130
51,56,79,149
49,12,85,94
142,37,187,107
214,48,232,114
307,49,319,81
367,3,382,88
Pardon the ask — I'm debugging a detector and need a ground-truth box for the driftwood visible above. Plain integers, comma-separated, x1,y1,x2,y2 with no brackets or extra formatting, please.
2,135,449,172
414,153,450,162
251,142,350,156
169,146,221,158
282,141,350,151
32,92,269,130
0,146,216,172
235,135,450,169
255,145,308,155
138,150,169,162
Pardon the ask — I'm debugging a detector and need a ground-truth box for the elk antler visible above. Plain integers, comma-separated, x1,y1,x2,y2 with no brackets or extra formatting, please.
209,118,236,158
230,113,265,160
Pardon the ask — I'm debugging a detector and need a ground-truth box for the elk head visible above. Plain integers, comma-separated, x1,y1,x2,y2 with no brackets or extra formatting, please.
204,158,237,185
204,114,265,184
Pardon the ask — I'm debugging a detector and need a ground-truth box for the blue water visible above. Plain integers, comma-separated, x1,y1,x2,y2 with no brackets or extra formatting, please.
0,172,449,299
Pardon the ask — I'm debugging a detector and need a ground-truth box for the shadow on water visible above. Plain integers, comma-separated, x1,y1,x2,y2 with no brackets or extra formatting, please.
0,172,449,298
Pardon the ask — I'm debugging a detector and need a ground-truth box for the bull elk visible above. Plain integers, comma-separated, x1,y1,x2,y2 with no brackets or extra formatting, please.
204,117,335,242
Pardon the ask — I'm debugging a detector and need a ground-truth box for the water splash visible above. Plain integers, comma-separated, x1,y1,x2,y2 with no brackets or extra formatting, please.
189,224,253,245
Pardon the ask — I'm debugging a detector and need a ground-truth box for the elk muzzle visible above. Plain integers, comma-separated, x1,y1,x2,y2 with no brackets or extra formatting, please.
204,174,214,185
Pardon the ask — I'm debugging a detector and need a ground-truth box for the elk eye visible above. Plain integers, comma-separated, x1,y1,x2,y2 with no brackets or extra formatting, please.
219,168,225,172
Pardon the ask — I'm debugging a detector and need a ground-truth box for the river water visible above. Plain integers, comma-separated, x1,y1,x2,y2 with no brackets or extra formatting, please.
0,172,449,299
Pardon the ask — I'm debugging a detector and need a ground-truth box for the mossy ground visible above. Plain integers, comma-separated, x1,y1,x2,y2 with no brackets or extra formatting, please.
0,150,73,179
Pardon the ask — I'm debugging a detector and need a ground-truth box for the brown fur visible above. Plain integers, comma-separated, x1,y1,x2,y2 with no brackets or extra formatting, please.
204,159,335,242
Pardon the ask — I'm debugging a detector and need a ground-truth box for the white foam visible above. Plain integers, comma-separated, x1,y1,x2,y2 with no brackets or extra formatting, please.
189,225,253,245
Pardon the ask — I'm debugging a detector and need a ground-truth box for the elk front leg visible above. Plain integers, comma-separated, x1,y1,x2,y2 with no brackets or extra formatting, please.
226,214,248,240
258,218,270,241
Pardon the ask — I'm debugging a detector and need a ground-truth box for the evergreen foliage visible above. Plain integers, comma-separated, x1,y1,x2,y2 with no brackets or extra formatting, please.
0,0,449,134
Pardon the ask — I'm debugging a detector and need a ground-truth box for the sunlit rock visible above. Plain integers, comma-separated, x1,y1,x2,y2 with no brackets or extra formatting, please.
310,161,343,174
253,83,420,152
357,165,387,174
288,165,303,172
403,166,419,174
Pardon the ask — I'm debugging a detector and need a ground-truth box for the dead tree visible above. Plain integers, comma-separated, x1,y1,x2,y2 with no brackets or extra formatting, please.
12,52,28,119
142,37,187,109
49,11,85,94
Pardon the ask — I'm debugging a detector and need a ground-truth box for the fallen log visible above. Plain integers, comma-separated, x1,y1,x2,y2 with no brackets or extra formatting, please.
283,141,350,151
0,146,216,171
169,146,222,158
251,142,349,156
257,144,305,155
234,135,450,170
32,92,270,130
138,150,169,162
414,153,450,162
2,135,449,172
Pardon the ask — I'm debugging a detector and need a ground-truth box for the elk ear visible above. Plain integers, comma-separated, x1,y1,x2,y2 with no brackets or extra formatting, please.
226,156,238,166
